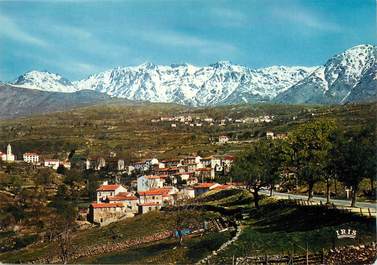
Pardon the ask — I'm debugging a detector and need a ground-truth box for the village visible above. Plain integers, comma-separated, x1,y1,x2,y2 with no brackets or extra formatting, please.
151,114,275,129
0,143,237,226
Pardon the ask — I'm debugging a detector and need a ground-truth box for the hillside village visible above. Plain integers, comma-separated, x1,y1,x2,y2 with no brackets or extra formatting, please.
0,143,237,226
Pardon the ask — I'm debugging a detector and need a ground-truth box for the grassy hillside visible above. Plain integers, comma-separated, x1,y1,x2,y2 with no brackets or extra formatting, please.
0,188,375,264
196,189,376,264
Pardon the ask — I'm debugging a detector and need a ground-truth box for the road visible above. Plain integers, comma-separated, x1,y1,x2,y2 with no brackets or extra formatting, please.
259,190,377,209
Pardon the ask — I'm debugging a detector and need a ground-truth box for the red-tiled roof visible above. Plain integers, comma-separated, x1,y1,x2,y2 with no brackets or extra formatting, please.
193,182,217,189
159,167,179,171
96,184,121,191
180,172,195,175
108,195,138,201
138,188,173,196
138,202,161,206
223,155,235,161
23,152,39,156
91,203,124,209
44,159,60,162
196,168,212,172
213,184,233,190
146,175,164,179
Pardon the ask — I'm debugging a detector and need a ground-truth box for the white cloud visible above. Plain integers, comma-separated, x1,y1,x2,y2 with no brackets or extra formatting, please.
272,5,340,32
50,24,92,40
133,29,237,55
0,14,48,47
210,7,248,27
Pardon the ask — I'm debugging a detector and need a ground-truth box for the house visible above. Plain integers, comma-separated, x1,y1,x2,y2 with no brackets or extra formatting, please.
218,135,229,144
154,167,179,176
195,167,215,180
108,193,138,214
118,159,125,171
137,187,177,206
160,159,180,167
180,163,197,173
200,157,212,167
266,131,274,139
61,160,71,170
210,156,222,170
193,182,221,197
96,182,128,202
137,175,165,192
89,203,130,226
178,172,194,181
187,176,199,186
138,202,162,214
275,133,288,139
182,156,196,165
178,187,195,199
1,144,15,162
23,152,39,164
44,159,60,170
86,157,106,171
222,155,235,173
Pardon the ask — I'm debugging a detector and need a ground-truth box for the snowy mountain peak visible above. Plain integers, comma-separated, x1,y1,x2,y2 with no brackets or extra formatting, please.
13,70,77,93
210,60,233,68
8,44,377,106
275,44,377,104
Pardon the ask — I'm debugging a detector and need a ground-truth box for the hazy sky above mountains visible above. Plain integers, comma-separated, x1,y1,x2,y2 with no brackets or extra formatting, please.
0,0,375,81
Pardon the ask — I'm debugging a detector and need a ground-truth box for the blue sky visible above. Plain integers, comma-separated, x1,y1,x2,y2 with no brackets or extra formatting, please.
0,0,375,81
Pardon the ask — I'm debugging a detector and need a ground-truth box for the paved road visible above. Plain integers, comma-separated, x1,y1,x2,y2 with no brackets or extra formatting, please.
259,190,377,209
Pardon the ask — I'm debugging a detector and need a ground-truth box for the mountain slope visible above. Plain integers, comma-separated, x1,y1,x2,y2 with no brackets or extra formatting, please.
275,44,377,104
0,85,116,119
345,63,377,103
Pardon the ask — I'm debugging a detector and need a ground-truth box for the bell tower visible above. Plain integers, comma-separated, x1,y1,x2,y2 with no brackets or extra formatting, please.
7,144,12,156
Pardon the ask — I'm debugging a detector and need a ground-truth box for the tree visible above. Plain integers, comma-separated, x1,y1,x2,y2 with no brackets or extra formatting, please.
264,139,292,196
334,125,376,207
290,119,336,201
230,140,287,208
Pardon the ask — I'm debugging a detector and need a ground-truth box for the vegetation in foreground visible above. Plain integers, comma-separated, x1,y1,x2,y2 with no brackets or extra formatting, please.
198,190,376,264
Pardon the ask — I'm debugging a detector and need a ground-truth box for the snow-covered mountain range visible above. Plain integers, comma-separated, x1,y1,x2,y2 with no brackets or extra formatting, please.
10,44,377,106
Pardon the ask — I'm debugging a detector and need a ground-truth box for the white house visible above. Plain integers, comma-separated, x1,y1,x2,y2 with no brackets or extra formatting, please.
210,156,222,170
137,175,165,192
96,182,128,203
218,135,229,144
1,144,15,162
44,159,60,170
178,187,195,199
118,159,125,171
23,152,39,164
266,131,274,139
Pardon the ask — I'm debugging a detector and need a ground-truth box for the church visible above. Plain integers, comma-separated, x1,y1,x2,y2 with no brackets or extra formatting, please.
0,144,16,162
